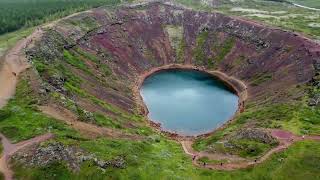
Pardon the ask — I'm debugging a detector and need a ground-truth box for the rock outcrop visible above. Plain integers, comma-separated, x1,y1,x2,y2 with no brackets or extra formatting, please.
12,142,126,171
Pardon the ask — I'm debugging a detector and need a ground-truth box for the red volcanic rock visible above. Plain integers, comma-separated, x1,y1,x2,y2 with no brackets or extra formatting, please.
29,2,320,134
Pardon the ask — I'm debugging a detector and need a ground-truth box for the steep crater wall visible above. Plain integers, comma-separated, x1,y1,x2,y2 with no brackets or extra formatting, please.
27,2,320,135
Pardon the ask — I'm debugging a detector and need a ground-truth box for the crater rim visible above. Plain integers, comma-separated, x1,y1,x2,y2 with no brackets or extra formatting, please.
134,64,248,140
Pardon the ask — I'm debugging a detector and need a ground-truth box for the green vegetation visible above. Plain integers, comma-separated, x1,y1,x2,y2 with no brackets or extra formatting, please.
193,31,235,68
1,1,320,179
0,27,34,57
0,0,122,35
212,37,235,64
31,40,140,132
236,103,320,135
0,76,80,143
175,0,211,11
193,130,225,151
93,113,122,129
165,25,184,63
194,133,274,158
76,49,110,76
63,50,92,75
198,156,228,164
0,138,3,154
193,31,211,66
177,0,320,40
193,100,320,154
177,37,187,63
11,137,320,179
289,0,320,8
250,73,273,86
228,139,272,158
68,16,100,32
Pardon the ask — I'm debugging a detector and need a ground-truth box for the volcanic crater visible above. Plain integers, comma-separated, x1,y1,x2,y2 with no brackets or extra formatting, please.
27,2,320,139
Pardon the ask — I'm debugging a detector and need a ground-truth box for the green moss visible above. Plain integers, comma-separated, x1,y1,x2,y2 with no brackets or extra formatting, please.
100,63,112,77
11,138,320,179
63,49,92,75
0,139,3,154
58,63,83,88
12,161,73,180
177,37,187,63
193,31,209,65
165,25,184,63
94,113,122,129
75,47,112,77
193,130,225,151
193,32,235,68
233,55,246,66
250,73,273,86
213,37,235,64
0,78,80,143
68,16,99,32
0,27,34,57
144,49,158,66
64,82,142,124
194,100,320,153
75,48,99,63
228,139,272,158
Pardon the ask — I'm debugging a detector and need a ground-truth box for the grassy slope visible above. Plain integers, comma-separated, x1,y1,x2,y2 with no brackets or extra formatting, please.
289,0,320,8
2,65,319,179
176,0,320,39
11,138,320,179
0,76,81,143
1,0,320,179
4,62,319,179
0,28,34,57
0,0,124,58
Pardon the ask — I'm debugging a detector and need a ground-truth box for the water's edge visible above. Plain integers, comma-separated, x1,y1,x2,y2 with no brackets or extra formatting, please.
133,64,248,140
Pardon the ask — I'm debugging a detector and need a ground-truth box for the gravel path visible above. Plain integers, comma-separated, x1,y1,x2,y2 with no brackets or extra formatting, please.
181,129,320,170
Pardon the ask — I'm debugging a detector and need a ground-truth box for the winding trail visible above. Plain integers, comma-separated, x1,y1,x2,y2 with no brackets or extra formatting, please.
0,27,45,180
181,129,320,170
39,105,143,140
0,28,43,108
292,3,320,11
0,133,54,180
0,9,98,180
0,2,319,178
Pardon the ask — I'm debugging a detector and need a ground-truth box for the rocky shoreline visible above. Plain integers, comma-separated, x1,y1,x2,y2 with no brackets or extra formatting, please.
133,64,248,140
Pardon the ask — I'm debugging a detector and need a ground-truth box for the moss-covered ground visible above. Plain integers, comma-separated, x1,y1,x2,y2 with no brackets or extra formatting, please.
1,1,320,179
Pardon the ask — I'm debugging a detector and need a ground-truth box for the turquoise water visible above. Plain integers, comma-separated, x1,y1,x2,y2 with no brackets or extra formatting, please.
140,69,239,136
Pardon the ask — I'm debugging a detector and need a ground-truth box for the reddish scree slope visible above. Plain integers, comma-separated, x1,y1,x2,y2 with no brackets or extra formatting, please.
31,2,320,122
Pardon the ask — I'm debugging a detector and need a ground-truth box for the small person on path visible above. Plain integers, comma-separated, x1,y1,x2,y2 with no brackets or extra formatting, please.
192,155,196,161
254,159,257,163
203,162,206,167
220,162,223,166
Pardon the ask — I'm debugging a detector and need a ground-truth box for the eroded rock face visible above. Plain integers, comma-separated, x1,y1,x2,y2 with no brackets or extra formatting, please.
41,3,318,105
27,2,320,131
231,128,278,145
12,142,126,171
21,1,320,170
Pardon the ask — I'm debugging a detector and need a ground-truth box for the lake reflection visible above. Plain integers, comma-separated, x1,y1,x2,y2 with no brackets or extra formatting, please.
140,69,239,136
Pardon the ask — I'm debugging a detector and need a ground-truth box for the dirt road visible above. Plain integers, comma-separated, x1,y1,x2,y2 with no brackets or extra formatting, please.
0,26,46,180
0,133,53,180
0,28,44,108
40,105,143,140
0,9,95,180
181,129,320,170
